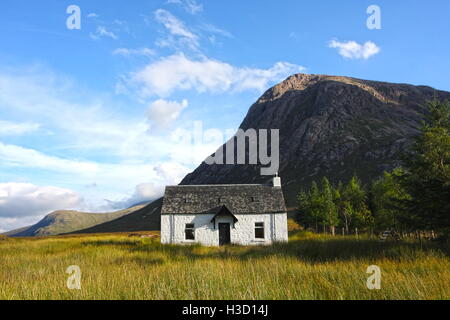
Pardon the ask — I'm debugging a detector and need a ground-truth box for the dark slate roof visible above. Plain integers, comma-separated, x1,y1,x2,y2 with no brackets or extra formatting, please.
161,184,287,215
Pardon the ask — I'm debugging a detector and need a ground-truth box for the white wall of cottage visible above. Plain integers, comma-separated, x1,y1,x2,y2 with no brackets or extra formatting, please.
161,213,288,246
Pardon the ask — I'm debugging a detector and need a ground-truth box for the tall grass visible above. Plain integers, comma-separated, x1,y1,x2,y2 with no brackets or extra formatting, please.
0,232,448,300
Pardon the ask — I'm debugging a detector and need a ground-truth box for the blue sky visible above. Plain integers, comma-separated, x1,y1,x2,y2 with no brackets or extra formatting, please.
1,0,449,231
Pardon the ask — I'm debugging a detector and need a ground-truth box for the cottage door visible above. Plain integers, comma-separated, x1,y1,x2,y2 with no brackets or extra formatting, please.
218,223,231,246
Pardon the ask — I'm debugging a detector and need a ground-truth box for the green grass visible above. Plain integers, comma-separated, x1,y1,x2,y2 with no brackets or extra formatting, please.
0,232,448,300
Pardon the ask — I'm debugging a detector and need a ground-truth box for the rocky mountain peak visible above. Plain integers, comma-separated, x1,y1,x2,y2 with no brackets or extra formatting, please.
181,74,450,207
257,73,421,105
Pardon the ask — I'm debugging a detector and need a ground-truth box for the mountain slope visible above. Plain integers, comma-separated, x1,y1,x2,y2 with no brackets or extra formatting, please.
70,198,162,234
5,204,146,237
181,74,450,207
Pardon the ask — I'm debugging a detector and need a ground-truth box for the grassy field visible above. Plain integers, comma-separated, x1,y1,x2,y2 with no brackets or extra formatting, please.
0,231,448,300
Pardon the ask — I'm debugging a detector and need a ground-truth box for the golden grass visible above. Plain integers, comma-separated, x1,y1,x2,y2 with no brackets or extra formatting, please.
0,232,448,300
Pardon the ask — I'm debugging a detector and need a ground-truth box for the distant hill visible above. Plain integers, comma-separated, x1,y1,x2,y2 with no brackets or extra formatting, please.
3,226,30,237
70,198,162,234
4,204,146,237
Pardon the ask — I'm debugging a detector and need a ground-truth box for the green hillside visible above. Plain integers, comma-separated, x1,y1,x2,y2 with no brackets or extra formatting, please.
5,204,147,237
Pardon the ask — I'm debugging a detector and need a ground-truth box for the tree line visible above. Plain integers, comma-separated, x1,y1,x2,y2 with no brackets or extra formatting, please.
297,100,450,239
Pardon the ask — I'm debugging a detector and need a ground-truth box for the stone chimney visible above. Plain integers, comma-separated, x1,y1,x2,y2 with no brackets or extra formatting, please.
273,173,281,188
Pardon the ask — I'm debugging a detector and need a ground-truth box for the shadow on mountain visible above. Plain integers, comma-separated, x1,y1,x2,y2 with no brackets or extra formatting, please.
70,198,162,234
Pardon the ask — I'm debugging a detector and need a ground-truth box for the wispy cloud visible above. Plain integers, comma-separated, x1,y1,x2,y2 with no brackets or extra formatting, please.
329,40,380,60
0,120,41,136
200,23,233,39
113,48,156,57
167,0,203,15
0,142,98,175
0,67,147,155
154,9,199,51
90,26,118,40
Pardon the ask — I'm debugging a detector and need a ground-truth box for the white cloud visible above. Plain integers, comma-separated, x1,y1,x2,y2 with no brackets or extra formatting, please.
0,120,40,136
0,183,83,219
154,9,199,50
329,40,380,60
147,99,188,129
90,26,118,40
154,162,191,185
98,162,189,211
105,160,189,209
132,183,162,201
126,53,305,97
167,0,203,15
87,13,99,18
113,48,156,57
104,182,162,210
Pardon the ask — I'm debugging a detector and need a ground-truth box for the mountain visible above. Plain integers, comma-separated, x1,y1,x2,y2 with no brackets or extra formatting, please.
180,74,450,207
61,73,450,233
5,204,146,237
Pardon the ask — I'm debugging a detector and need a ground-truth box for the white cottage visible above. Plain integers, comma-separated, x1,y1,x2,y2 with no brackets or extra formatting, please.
160,177,288,246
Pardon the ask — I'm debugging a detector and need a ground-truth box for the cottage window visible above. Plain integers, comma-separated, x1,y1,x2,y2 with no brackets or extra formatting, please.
255,222,265,239
185,223,195,240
